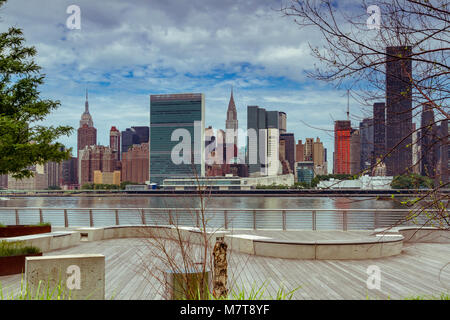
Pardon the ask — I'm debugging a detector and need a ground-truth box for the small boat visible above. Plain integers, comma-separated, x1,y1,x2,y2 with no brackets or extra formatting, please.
0,197,10,201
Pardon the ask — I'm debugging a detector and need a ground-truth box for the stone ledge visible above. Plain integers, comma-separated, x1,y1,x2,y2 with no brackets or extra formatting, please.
375,226,450,243
0,231,80,252
25,254,105,300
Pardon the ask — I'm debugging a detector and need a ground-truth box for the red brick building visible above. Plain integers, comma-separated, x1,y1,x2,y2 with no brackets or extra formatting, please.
79,145,116,186
121,143,149,184
334,120,352,174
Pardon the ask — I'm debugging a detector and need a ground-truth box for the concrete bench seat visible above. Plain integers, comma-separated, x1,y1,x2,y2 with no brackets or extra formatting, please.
224,233,403,260
374,226,450,243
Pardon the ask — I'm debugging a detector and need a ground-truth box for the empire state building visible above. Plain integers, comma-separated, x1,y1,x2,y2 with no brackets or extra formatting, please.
77,90,97,158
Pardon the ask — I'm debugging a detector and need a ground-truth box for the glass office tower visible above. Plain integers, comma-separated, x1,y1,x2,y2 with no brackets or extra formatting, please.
149,93,205,185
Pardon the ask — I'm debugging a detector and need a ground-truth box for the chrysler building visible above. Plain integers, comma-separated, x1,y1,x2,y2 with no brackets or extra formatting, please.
225,87,238,158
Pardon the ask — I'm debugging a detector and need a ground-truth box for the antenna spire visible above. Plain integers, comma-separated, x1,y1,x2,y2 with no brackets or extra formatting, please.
85,89,89,113
347,89,350,122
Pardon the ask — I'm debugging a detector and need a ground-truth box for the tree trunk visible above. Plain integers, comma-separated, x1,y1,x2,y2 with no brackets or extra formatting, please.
212,237,228,299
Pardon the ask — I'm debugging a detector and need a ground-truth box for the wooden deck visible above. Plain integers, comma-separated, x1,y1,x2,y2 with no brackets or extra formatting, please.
1,230,449,300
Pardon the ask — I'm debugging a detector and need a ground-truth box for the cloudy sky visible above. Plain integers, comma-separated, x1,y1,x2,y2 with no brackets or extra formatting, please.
0,0,373,171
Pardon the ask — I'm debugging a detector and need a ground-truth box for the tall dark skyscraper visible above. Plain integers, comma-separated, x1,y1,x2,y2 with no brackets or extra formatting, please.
280,133,295,174
385,46,413,176
121,126,149,155
420,103,438,178
77,90,97,159
360,118,374,172
437,119,449,184
350,129,361,175
149,93,205,185
373,102,386,167
247,106,266,175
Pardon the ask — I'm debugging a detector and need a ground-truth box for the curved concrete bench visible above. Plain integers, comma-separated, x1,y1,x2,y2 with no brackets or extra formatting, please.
225,233,404,260
55,225,406,260
255,236,403,260
82,225,228,247
374,226,450,243
397,227,450,243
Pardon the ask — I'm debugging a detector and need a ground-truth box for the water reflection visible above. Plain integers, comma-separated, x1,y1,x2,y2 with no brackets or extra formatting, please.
0,196,414,230
0,196,407,210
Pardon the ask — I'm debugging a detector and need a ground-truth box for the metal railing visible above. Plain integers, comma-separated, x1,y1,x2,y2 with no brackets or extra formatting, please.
0,207,430,231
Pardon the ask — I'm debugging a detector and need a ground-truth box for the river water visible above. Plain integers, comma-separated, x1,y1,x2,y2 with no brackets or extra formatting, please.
0,196,418,230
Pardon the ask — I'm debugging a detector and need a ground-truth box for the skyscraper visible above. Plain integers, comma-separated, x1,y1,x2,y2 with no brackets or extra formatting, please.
334,120,351,174
45,161,60,188
280,133,295,174
360,118,374,172
420,103,438,178
385,46,413,176
312,137,326,175
278,112,287,134
437,119,449,184
110,126,121,161
121,126,149,155
246,106,279,176
373,102,386,168
304,138,314,161
77,90,97,159
60,157,77,189
225,88,238,159
350,129,361,175
296,140,305,162
150,93,205,185
411,123,421,174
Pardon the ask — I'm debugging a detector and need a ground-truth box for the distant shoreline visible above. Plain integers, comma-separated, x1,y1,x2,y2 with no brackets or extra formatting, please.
0,189,441,198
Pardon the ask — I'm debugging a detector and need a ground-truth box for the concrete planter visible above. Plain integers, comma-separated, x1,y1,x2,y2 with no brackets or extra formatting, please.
0,253,43,276
0,225,51,237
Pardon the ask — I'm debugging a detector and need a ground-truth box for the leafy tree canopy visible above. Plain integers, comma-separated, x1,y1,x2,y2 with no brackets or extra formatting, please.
0,1,73,179
391,174,434,190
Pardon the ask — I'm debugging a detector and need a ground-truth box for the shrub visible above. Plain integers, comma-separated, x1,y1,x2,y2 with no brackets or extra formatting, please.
0,240,41,257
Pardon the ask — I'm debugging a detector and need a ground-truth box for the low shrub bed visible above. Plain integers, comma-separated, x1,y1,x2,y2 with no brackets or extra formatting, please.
0,241,42,276
0,223,51,237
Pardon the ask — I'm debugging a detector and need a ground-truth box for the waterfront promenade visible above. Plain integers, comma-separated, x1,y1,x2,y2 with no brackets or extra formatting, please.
1,228,449,299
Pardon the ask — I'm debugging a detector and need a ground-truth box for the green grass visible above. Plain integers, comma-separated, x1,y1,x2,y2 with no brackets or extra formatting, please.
0,277,72,300
227,282,300,300
0,240,41,257
0,222,51,227
187,281,301,300
404,293,449,300
28,222,51,227
0,276,117,300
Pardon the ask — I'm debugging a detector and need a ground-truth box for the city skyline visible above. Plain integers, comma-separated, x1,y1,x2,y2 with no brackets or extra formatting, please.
0,0,383,172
